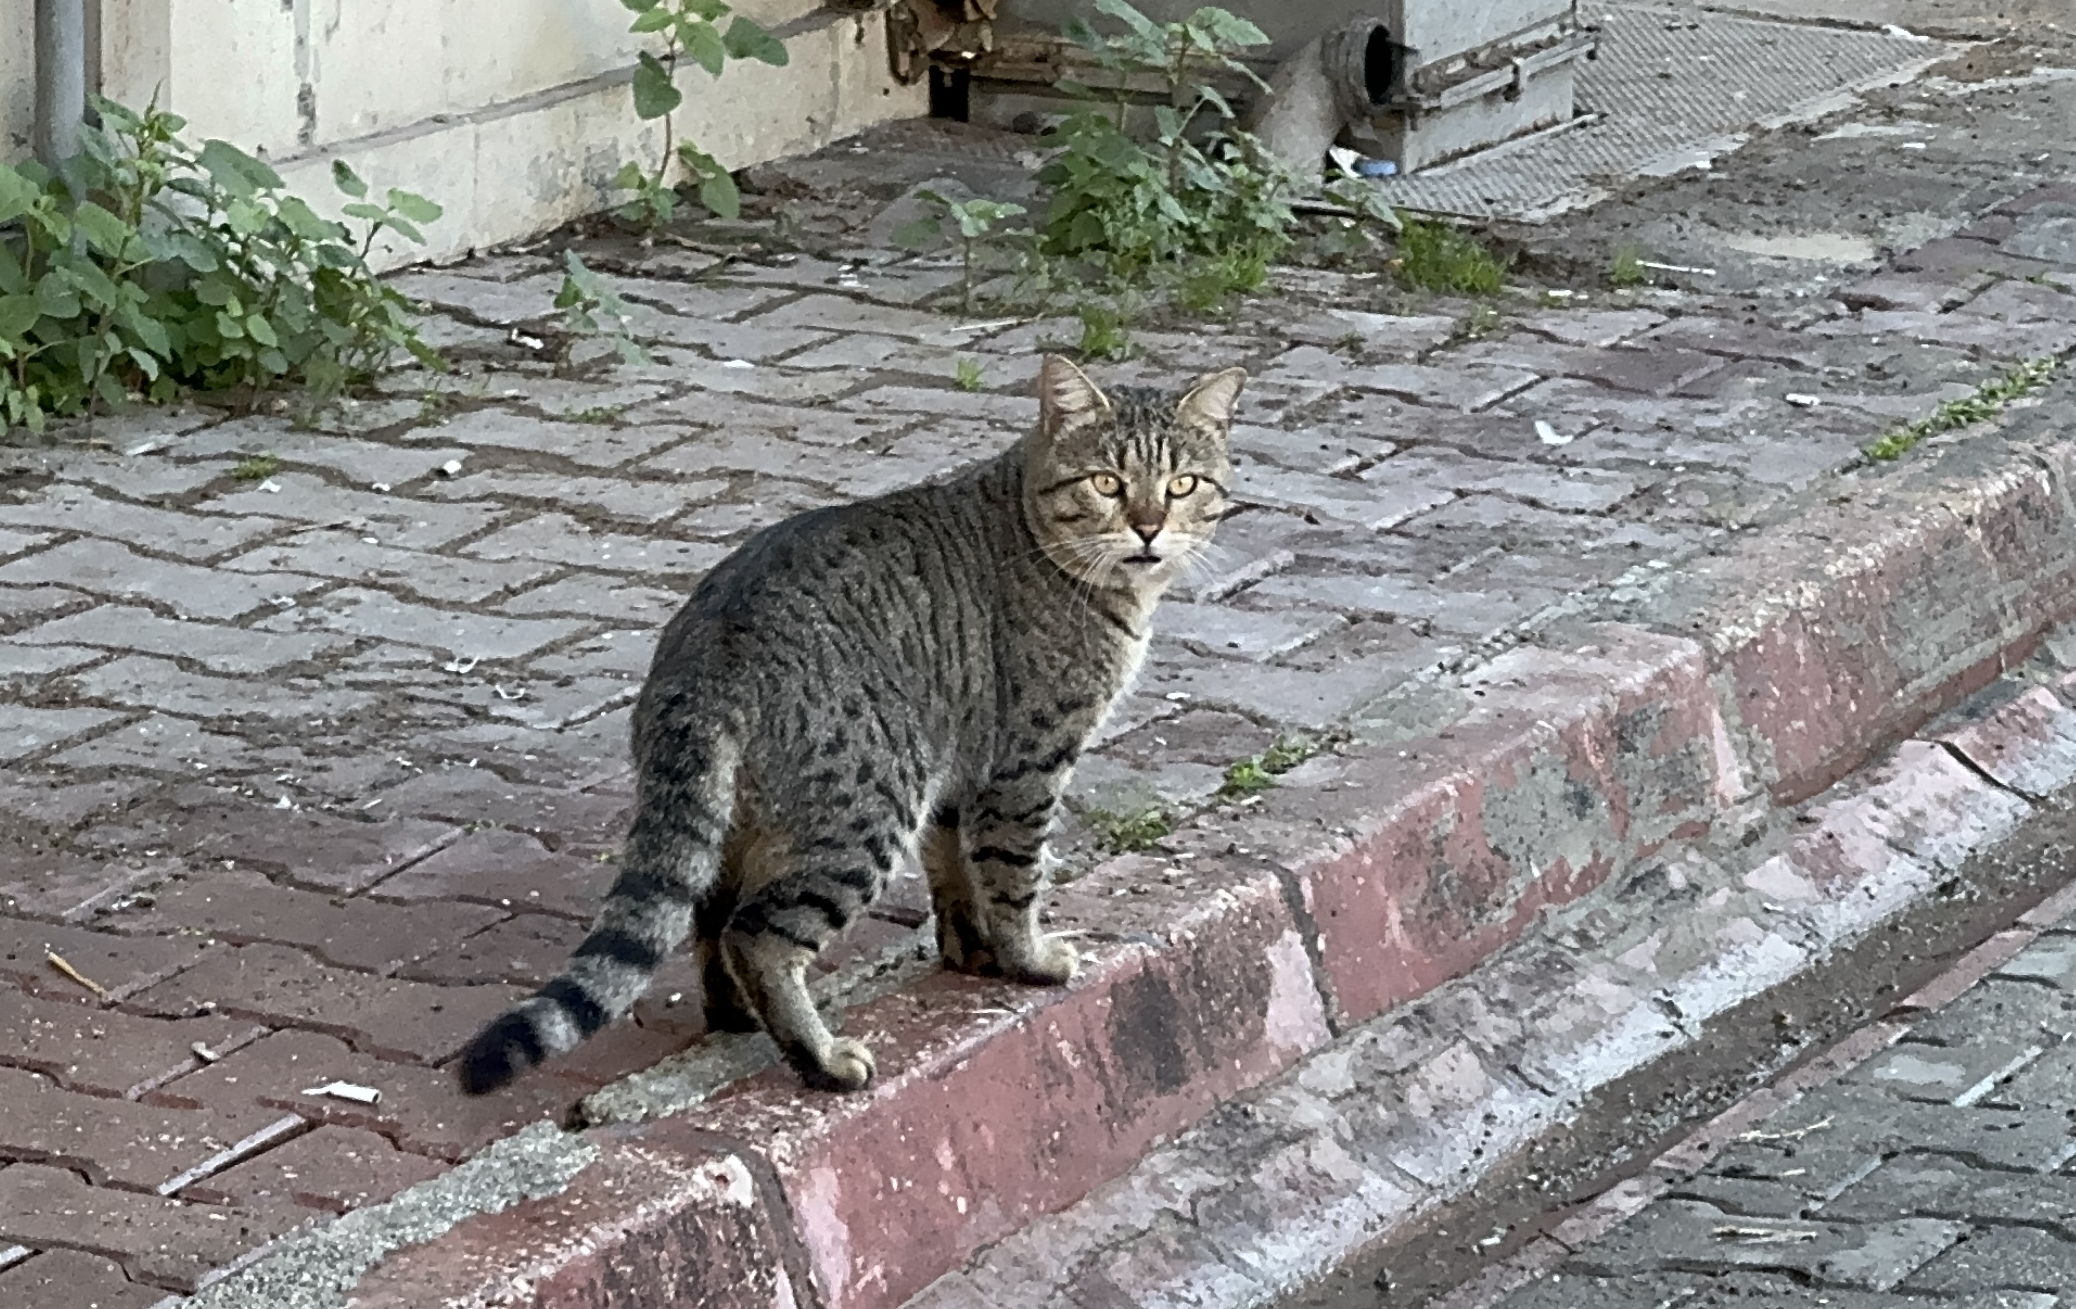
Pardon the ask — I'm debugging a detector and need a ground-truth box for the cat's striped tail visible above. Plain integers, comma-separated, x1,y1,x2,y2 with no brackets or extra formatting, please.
456,734,739,1095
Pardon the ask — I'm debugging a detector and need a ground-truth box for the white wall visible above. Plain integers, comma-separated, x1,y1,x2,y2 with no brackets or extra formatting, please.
2,0,33,161
3,0,926,260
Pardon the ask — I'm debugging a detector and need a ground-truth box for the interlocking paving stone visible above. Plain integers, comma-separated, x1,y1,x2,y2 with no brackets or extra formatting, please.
130,942,525,1065
0,526,54,559
0,1066,280,1191
1904,1226,2076,1296
365,827,613,920
179,1124,447,1214
171,421,475,487
64,654,379,722
0,1163,293,1292
0,919,210,1003
0,485,281,560
0,583,87,628
426,409,694,467
0,1247,166,1309
0,989,263,1097
224,529,556,605
0,704,128,763
497,572,688,622
423,468,724,524
104,867,504,975
464,511,734,577
0,538,326,619
253,586,588,661
12,604,351,674
199,474,504,550
146,1028,578,1160
45,713,258,777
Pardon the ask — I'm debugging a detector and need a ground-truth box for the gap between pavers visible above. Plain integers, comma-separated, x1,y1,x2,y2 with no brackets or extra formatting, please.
184,421,2076,1309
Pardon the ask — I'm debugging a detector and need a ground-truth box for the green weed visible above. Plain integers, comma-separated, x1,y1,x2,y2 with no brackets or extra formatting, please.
1610,247,1647,288
0,99,443,434
1218,736,1319,798
1076,302,1131,359
609,0,787,229
1866,357,2057,461
1397,219,1506,296
1090,805,1171,853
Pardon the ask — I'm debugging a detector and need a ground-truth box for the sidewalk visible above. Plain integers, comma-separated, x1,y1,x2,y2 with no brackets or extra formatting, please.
0,124,2073,1305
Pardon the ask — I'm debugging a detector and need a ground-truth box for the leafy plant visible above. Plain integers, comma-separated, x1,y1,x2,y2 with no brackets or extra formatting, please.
896,189,1030,315
953,357,984,391
0,96,442,434
1396,218,1506,295
1036,0,1295,302
1866,356,2056,461
612,0,788,228
553,251,650,368
230,453,281,481
1076,301,1131,358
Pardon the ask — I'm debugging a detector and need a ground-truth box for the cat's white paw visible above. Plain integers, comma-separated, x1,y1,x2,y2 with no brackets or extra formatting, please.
806,1037,877,1092
1011,934,1079,986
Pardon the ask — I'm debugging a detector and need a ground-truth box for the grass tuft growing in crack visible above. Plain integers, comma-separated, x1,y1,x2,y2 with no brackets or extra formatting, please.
1088,805,1172,854
1396,219,1507,296
1218,736,1319,798
1866,356,2058,461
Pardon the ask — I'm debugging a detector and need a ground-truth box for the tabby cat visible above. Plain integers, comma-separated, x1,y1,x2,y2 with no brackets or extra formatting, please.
458,355,1245,1095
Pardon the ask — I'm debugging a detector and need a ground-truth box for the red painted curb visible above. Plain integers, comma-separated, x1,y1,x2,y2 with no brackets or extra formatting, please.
1636,441,2076,806
312,431,2076,1307
347,1131,804,1309
1269,626,1733,1026
690,870,1326,1309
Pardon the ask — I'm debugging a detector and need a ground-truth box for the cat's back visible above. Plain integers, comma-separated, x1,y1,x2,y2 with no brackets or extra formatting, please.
650,451,1018,672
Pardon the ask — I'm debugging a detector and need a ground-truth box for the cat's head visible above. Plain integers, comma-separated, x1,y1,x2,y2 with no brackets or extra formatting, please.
1022,355,1244,600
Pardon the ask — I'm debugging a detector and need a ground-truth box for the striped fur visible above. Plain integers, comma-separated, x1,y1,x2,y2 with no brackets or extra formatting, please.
457,356,1244,1095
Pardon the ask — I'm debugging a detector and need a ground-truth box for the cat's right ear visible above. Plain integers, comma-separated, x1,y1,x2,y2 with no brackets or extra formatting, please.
1037,354,1111,441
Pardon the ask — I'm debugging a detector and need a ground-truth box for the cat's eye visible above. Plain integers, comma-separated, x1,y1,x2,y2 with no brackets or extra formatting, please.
1167,474,1199,498
1090,472,1124,497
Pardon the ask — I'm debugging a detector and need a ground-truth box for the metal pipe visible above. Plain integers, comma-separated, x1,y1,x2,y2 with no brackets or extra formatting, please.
34,0,88,165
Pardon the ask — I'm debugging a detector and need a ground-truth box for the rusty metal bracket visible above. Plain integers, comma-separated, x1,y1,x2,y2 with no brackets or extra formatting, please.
887,0,999,85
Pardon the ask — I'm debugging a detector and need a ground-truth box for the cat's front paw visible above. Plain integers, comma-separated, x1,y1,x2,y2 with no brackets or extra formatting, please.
1004,933,1079,987
801,1036,877,1092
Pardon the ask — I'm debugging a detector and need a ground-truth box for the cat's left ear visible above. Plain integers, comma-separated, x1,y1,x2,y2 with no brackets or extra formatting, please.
1176,367,1247,434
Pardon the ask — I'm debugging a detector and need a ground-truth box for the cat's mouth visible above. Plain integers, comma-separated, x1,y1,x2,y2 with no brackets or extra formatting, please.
1122,551,1163,566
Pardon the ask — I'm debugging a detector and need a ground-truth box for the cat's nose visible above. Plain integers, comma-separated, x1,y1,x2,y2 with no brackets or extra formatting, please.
1130,522,1162,545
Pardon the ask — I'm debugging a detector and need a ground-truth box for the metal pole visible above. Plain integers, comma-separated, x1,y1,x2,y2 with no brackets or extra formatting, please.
34,0,88,165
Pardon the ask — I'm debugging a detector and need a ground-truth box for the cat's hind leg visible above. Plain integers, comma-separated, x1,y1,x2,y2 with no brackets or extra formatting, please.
720,808,904,1091
922,804,991,973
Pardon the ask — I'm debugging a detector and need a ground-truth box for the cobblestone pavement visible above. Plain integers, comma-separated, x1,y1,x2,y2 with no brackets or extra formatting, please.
1486,892,2076,1309
0,146,2073,1299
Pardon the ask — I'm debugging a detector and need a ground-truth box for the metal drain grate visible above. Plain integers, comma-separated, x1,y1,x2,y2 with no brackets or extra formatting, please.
1371,4,1952,222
